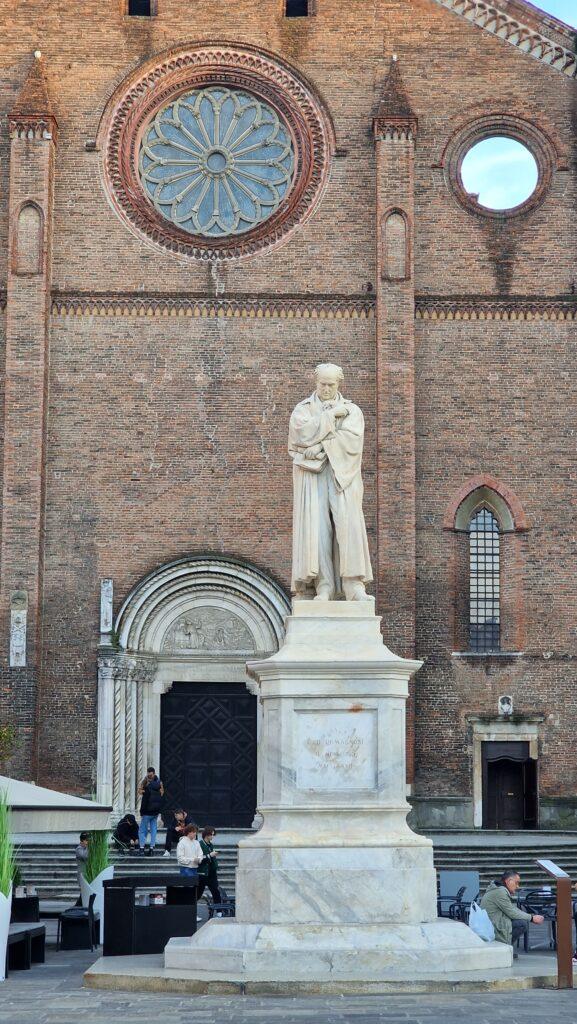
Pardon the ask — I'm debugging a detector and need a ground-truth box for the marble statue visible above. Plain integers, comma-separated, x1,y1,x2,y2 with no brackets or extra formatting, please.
289,363,373,601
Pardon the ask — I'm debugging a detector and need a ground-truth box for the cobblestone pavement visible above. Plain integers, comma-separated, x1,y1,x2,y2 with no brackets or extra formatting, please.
1,942,576,1024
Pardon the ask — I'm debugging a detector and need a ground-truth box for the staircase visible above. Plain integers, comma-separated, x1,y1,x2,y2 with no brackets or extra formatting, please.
15,830,577,900
15,831,248,900
429,831,577,890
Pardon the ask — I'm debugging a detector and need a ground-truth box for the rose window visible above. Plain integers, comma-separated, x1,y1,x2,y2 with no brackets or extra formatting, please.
138,86,295,238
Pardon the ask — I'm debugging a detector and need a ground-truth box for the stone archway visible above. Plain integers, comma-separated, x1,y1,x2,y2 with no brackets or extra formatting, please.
96,557,290,815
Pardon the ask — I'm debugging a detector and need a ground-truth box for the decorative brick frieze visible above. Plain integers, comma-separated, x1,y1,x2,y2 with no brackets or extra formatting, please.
431,0,577,78
51,292,374,319
415,296,577,320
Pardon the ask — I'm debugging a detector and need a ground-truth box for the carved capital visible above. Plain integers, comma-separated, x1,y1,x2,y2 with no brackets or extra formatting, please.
8,114,57,142
373,119,417,142
112,655,159,686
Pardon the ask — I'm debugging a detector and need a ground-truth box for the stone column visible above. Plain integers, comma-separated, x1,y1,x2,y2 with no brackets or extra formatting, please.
96,654,158,816
0,53,57,777
373,56,418,783
96,656,116,807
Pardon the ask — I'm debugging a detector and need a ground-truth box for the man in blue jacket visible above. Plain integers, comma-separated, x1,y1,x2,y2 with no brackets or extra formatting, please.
137,767,164,855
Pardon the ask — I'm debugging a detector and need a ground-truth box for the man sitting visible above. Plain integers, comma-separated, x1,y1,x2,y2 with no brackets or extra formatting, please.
481,869,544,953
163,808,190,858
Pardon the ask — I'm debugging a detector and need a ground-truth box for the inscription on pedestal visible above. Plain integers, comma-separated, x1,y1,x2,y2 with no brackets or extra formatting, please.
296,710,377,791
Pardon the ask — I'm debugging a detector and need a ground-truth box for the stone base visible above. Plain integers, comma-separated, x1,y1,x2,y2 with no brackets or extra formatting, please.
164,918,512,984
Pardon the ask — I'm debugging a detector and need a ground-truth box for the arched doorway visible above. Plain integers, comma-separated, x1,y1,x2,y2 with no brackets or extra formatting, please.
96,556,290,820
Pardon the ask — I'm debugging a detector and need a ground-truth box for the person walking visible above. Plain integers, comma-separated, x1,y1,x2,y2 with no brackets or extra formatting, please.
138,767,164,855
197,827,222,904
176,823,204,882
163,808,190,858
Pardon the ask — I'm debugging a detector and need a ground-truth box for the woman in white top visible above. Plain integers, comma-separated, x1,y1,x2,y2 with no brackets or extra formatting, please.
176,823,204,882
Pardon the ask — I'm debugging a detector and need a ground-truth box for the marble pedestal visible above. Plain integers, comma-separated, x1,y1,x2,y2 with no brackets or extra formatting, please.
165,601,511,986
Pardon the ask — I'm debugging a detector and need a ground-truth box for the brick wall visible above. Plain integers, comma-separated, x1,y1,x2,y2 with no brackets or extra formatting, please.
0,0,575,811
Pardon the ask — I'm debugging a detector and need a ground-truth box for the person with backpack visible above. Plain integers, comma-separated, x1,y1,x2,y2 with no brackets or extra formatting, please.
137,766,164,855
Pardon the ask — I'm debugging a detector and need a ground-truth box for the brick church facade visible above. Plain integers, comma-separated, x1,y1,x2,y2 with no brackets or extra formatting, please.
0,1,575,829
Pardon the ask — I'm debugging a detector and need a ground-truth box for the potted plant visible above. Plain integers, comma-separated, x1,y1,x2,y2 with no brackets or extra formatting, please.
79,830,114,933
0,790,14,981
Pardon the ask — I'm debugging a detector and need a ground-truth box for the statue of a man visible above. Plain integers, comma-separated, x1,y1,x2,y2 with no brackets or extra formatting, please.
289,363,373,601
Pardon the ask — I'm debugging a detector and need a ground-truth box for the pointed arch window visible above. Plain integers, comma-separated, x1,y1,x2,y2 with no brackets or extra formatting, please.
469,506,500,652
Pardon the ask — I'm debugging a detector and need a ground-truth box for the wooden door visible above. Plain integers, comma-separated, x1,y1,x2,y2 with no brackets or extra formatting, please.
488,759,525,830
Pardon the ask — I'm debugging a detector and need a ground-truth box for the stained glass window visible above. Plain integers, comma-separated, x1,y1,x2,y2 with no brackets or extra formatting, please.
469,506,500,652
139,87,295,238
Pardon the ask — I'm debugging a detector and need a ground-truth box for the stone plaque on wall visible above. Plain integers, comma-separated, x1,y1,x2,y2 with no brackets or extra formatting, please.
10,590,28,668
296,709,377,791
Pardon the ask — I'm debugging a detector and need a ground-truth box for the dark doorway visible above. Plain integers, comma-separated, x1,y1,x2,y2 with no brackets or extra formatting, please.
482,741,538,829
160,682,257,829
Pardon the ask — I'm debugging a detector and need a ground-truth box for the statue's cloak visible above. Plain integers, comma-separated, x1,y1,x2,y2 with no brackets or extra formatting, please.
288,391,373,590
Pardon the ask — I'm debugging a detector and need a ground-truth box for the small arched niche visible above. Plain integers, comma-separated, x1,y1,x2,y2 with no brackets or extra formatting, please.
381,209,410,282
14,203,43,275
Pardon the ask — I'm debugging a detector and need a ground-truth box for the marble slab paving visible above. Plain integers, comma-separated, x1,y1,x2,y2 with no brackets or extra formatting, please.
0,945,574,1024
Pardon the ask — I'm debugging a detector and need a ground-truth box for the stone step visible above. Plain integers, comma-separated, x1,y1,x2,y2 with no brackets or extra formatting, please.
16,844,239,900
15,833,577,901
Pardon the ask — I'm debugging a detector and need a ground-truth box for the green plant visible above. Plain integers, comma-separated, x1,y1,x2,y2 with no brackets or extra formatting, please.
0,791,14,899
0,724,18,764
11,863,23,890
84,830,111,884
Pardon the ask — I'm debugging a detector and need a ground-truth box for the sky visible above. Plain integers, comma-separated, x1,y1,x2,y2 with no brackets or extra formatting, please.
535,0,577,28
459,0,576,210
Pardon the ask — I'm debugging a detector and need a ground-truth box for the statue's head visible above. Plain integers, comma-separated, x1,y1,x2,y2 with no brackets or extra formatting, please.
314,362,344,403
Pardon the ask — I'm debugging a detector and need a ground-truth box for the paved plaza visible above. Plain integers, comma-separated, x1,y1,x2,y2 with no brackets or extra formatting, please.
1,936,576,1024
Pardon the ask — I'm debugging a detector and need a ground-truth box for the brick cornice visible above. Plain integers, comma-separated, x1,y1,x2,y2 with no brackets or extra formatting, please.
431,0,577,79
415,295,577,321
50,291,375,319
6,291,576,321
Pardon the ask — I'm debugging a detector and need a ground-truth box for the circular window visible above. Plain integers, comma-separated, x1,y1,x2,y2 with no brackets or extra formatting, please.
139,87,295,238
444,116,556,219
101,44,334,260
460,138,538,212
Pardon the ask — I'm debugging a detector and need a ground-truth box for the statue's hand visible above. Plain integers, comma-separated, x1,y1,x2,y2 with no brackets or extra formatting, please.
332,403,350,419
305,444,325,460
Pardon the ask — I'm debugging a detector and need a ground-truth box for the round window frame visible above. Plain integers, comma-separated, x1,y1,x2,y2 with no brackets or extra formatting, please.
444,115,556,219
100,43,334,261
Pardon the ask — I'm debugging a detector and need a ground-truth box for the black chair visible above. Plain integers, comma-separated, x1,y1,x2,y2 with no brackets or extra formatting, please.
440,880,467,921
206,886,236,920
519,890,557,951
454,890,480,925
56,893,99,951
